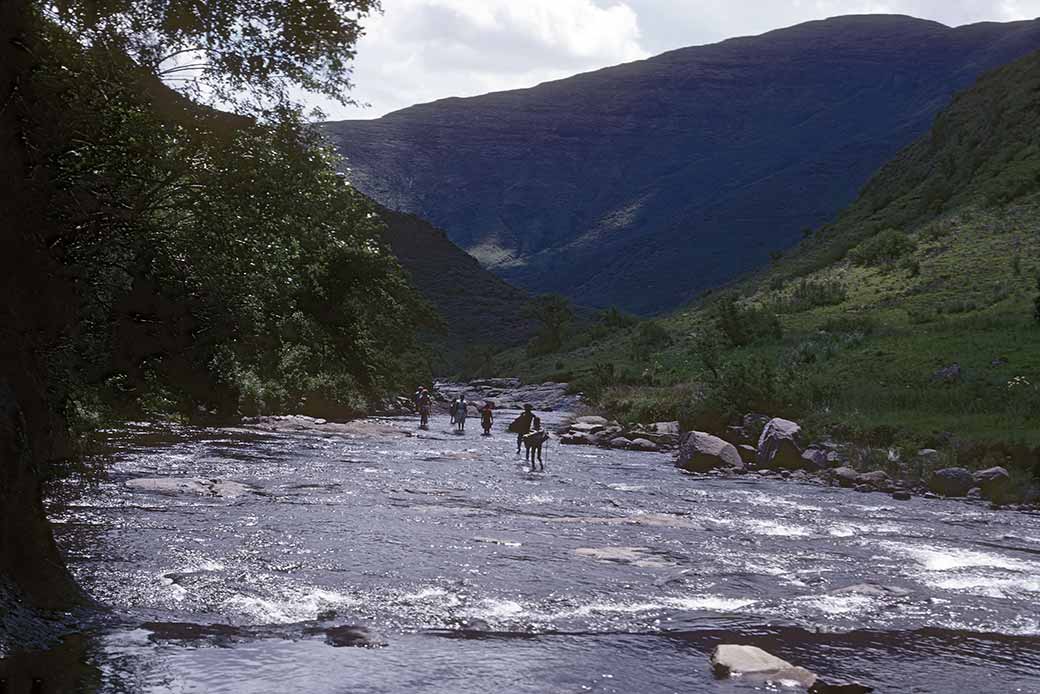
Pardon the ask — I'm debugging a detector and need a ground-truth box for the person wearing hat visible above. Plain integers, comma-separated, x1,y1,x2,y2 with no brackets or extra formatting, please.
509,404,537,454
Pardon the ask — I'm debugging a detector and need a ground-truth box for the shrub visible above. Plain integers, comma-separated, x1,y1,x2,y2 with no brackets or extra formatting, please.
1034,274,1040,324
710,295,782,347
849,229,917,266
820,314,878,336
781,278,848,312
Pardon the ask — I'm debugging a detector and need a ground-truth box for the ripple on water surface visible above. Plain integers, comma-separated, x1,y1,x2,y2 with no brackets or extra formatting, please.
37,418,1040,693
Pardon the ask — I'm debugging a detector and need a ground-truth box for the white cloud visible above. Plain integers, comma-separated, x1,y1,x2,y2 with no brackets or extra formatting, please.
307,0,1040,119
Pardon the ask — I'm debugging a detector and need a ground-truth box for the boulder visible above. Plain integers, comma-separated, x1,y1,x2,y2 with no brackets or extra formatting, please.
677,432,744,473
324,625,386,648
574,415,609,426
737,444,758,465
628,438,660,452
569,422,606,435
928,467,976,497
800,448,830,471
973,466,1011,501
858,470,892,491
757,418,805,470
932,363,962,383
892,490,912,501
830,467,861,488
651,421,680,436
609,437,633,449
560,433,594,446
710,645,816,687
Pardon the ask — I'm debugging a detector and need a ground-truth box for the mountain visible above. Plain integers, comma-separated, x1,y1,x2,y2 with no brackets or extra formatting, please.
509,47,1040,458
377,206,535,353
323,14,1040,314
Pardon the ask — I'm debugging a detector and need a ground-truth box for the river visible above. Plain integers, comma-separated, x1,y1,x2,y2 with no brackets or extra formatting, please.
12,404,1040,693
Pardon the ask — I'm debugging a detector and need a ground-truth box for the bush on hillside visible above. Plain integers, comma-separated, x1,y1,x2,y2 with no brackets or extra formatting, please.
1034,274,1040,324
711,295,782,347
848,229,917,266
630,321,673,360
778,278,848,313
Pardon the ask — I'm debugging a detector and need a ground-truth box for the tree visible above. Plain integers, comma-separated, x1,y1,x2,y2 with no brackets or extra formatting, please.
41,0,382,110
599,306,637,330
692,332,722,380
526,294,573,353
1034,274,1040,325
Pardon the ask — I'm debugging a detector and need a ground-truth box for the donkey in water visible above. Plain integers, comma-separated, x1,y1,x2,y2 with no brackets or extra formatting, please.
522,421,550,471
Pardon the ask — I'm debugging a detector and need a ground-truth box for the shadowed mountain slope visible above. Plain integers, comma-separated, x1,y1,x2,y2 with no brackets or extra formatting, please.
323,14,1040,313
377,207,535,351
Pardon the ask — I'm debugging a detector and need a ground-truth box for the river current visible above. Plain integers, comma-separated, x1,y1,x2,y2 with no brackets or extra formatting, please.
20,407,1040,692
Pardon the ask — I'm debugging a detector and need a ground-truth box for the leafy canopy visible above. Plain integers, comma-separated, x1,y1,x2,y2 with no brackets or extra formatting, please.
44,0,381,110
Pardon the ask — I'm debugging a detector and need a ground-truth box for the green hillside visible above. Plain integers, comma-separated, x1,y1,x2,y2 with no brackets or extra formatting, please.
497,49,1040,473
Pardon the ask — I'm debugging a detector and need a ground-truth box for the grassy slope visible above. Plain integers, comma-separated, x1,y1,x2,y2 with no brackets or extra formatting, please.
497,50,1040,457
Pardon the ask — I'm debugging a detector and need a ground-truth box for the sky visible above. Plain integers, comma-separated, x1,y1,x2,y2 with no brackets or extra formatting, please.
308,0,1040,120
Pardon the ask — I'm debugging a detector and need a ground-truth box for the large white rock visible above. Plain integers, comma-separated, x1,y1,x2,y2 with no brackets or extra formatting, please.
126,478,254,499
710,644,816,687
677,432,744,472
757,418,805,469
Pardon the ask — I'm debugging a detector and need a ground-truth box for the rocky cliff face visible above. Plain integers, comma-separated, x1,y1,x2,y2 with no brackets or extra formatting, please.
323,15,1040,313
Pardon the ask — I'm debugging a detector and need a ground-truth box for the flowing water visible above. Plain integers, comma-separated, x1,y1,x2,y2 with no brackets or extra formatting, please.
20,408,1040,692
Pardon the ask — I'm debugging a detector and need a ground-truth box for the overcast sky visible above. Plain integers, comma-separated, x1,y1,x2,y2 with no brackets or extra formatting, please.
309,0,1040,120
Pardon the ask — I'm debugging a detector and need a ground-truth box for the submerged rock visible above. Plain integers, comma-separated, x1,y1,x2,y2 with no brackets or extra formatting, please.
830,467,861,488
830,583,911,598
810,680,874,694
677,432,743,473
892,490,912,501
125,478,255,499
858,470,892,491
710,644,816,687
628,438,660,452
928,467,975,497
324,625,386,648
757,418,804,470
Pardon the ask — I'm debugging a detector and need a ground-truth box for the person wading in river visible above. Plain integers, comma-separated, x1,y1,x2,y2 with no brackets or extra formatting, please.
508,404,536,454
480,401,494,436
417,388,432,430
453,395,468,434
523,418,549,471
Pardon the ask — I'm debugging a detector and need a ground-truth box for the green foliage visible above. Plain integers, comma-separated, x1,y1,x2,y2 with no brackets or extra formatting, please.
1034,274,1040,324
599,306,639,330
777,278,848,313
710,295,782,347
848,229,917,266
41,0,381,109
630,321,672,360
525,294,573,355
690,331,723,379
32,24,424,419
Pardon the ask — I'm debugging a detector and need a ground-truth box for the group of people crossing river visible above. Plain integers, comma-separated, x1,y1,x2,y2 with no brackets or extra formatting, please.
412,387,548,470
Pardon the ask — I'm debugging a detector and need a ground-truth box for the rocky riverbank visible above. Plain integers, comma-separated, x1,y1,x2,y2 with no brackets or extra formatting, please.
675,414,1039,510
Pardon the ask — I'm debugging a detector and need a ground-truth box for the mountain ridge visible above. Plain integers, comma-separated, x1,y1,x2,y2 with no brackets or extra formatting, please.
323,14,1040,313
